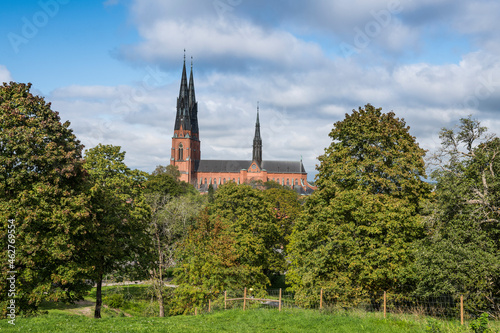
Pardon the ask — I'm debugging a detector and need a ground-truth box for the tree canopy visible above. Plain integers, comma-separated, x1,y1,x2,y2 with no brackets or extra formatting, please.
415,117,500,313
172,182,281,314
287,104,430,306
83,144,150,318
145,165,197,197
0,82,93,315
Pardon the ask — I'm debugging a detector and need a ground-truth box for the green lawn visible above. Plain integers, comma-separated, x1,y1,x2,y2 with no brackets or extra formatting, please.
1,284,494,332
0,308,469,333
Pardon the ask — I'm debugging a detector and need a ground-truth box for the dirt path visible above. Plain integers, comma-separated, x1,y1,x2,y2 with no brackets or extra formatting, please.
65,300,132,317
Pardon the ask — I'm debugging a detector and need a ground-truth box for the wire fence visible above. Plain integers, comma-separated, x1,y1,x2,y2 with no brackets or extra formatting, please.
96,283,499,325
187,288,500,325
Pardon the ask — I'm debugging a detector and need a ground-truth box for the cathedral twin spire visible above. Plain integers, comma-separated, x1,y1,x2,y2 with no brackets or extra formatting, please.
174,53,261,165
252,103,262,166
174,52,198,137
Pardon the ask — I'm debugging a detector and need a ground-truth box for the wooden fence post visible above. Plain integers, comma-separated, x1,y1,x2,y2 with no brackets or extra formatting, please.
195,307,198,316
224,291,227,310
209,299,211,313
243,287,247,311
460,295,464,325
383,291,387,319
279,288,282,312
320,288,323,310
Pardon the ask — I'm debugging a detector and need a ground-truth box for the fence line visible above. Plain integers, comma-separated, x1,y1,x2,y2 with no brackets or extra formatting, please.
189,288,499,326
224,288,283,311
97,283,498,324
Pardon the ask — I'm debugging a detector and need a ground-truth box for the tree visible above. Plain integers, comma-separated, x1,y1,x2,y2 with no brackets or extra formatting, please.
0,82,93,315
145,165,196,197
207,184,215,203
172,182,279,314
287,104,430,306
415,117,500,315
262,187,303,274
83,144,150,319
151,164,181,180
146,193,204,317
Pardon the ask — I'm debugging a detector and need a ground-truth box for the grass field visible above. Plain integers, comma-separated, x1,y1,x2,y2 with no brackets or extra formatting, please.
2,307,476,332
1,284,497,332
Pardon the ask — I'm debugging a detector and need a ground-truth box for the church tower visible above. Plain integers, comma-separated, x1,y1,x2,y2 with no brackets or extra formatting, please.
170,54,200,184
252,104,262,167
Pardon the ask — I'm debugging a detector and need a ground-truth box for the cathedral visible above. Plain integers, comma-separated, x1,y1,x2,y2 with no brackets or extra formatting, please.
170,57,316,194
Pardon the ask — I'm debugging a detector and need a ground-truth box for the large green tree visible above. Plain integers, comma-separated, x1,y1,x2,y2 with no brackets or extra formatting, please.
172,182,280,314
415,117,500,314
143,164,204,316
0,82,93,315
146,193,204,317
288,104,430,307
83,144,150,318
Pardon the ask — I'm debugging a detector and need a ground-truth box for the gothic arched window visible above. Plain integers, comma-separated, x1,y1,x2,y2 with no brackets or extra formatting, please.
178,143,183,161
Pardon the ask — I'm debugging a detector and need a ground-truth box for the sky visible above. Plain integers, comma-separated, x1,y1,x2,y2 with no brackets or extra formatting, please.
1,0,500,181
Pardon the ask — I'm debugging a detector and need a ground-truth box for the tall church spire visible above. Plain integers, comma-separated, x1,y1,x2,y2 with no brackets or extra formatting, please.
252,103,262,166
188,56,199,136
189,57,196,107
174,51,192,132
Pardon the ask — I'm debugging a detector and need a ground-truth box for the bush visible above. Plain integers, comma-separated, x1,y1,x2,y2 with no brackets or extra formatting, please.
104,294,125,309
424,318,442,333
470,313,492,333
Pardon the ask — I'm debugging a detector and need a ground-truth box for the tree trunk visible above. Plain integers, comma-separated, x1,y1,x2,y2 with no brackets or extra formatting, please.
94,272,103,319
157,230,165,317
158,287,165,317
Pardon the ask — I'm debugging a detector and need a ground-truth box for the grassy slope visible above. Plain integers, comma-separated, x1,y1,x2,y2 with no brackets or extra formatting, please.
1,308,448,333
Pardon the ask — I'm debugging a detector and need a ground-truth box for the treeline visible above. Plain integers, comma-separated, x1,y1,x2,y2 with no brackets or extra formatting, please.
0,82,498,319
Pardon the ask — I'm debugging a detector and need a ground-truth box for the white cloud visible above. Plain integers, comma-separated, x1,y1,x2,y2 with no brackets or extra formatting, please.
0,65,13,83
392,51,500,110
120,17,324,72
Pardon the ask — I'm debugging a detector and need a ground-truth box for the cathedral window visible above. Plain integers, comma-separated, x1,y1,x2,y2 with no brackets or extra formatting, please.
178,143,184,160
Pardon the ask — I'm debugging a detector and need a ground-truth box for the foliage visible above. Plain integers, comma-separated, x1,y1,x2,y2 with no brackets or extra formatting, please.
172,183,280,314
7,307,438,333
0,82,93,315
287,104,430,307
207,183,215,203
470,313,493,333
151,164,180,180
262,187,303,273
424,318,443,333
145,165,197,197
145,192,204,316
104,294,124,309
415,117,500,316
264,180,287,190
83,144,151,318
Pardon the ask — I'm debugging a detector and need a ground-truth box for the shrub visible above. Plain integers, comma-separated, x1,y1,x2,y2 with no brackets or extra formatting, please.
469,313,492,333
104,294,125,309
